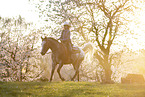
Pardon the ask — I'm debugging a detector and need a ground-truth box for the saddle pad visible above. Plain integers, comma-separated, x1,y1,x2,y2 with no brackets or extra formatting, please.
72,46,80,54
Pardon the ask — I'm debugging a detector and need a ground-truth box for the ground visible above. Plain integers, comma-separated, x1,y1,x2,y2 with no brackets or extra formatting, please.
0,81,145,97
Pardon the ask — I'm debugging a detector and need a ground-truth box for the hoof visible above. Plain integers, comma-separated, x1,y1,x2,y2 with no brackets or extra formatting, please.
61,78,65,81
49,79,52,82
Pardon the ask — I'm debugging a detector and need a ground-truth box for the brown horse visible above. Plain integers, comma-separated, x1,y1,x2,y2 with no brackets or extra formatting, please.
41,36,87,82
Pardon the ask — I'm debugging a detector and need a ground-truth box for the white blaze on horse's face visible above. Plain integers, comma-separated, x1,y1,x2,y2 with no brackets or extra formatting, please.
41,40,46,47
41,40,47,55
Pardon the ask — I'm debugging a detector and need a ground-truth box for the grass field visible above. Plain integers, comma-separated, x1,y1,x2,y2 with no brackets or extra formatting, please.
0,81,145,97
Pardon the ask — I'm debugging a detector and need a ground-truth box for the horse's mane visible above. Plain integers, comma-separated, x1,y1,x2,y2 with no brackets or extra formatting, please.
47,37,59,43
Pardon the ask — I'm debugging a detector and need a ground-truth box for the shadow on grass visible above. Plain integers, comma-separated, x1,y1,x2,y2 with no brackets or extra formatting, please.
0,82,49,97
1,82,145,97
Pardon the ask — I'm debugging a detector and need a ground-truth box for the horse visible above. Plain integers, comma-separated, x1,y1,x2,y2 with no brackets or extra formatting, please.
40,36,89,82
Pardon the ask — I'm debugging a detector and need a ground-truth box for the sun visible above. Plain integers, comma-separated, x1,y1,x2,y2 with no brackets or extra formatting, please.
126,1,145,51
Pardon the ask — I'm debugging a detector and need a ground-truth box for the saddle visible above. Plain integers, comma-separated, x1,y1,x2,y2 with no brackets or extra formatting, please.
61,43,80,63
72,46,81,54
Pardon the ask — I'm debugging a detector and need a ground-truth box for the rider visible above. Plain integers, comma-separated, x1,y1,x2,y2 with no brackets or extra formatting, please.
59,22,72,60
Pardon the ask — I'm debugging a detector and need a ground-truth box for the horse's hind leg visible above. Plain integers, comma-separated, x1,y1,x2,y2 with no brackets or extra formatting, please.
71,68,79,81
57,63,65,81
71,62,80,81
71,59,83,81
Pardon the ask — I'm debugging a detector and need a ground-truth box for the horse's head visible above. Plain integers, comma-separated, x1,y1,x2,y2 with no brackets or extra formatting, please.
41,36,50,55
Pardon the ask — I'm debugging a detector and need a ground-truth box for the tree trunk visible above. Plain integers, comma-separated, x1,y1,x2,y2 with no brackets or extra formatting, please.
102,54,114,84
104,66,113,83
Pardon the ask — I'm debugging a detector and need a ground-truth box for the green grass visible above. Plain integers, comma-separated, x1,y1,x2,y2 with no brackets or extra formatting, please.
0,81,145,97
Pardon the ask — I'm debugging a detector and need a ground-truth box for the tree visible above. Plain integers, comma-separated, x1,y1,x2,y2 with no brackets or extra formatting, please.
35,0,137,83
0,16,41,81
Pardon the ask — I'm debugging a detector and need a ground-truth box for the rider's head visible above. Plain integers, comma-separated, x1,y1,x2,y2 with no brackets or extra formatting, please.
63,22,71,30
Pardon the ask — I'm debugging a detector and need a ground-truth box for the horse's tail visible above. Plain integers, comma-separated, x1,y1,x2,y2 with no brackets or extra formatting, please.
76,42,93,59
82,42,93,52
72,42,93,60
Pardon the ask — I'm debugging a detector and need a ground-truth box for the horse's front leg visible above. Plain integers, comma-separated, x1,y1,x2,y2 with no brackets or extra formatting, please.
50,63,56,82
57,62,65,81
77,70,79,81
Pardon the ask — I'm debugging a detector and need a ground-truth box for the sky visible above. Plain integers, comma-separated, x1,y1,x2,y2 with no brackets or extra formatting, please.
0,0,39,23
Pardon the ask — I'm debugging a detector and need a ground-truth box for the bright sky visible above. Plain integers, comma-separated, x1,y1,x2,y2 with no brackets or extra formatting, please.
0,0,39,23
0,0,145,51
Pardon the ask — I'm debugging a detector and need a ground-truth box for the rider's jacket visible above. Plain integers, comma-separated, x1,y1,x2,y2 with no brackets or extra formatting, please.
59,29,71,42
